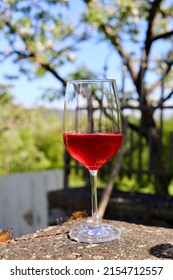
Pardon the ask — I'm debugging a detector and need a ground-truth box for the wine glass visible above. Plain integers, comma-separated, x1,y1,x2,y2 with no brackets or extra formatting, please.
63,79,123,243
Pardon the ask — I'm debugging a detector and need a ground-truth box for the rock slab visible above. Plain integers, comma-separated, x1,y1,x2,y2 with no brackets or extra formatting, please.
1,219,173,260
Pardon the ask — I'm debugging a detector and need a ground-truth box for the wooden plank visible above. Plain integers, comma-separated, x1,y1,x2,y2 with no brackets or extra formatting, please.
31,171,48,232
17,173,33,237
30,170,63,231
0,169,64,237
0,176,8,229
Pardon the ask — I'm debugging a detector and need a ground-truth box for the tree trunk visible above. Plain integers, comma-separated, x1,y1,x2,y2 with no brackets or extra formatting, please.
141,109,171,194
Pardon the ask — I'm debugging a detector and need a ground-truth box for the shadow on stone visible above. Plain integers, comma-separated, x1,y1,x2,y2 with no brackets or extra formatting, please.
149,243,173,259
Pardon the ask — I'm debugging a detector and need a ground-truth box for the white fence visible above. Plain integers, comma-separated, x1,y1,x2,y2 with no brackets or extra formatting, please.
0,169,63,237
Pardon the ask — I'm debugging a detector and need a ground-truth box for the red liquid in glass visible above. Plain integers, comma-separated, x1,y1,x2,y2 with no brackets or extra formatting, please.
63,133,123,170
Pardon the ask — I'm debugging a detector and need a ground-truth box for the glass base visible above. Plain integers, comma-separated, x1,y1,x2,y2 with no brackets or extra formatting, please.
69,223,122,243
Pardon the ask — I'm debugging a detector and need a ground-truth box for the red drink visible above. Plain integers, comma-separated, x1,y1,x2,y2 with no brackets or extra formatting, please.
63,133,123,170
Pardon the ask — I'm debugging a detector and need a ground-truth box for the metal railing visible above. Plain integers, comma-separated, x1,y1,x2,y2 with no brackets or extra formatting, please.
63,65,173,193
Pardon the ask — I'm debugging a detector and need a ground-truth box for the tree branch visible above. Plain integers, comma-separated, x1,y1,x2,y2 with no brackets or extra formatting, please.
0,51,15,63
158,89,173,106
136,0,163,97
152,30,173,42
99,24,138,87
145,0,163,58
147,60,173,95
13,50,67,87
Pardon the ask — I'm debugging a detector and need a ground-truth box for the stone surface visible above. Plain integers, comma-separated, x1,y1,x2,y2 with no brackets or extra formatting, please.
1,219,173,260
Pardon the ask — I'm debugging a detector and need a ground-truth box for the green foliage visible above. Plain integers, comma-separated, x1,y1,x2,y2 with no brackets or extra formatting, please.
115,175,155,194
0,85,64,175
0,0,89,85
68,65,98,80
36,127,64,169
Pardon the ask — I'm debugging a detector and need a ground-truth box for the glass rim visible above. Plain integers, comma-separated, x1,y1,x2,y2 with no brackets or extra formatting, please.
67,79,116,84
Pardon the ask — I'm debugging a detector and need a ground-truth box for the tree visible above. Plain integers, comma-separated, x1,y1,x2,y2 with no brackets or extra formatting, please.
0,0,88,90
82,0,173,194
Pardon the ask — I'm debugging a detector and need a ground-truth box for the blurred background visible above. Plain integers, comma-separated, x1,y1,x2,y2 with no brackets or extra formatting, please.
0,0,173,237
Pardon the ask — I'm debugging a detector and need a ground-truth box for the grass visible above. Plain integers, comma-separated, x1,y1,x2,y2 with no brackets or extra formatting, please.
69,170,173,196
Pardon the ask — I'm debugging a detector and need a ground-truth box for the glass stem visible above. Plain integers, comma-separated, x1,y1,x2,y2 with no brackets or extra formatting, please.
89,170,100,227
